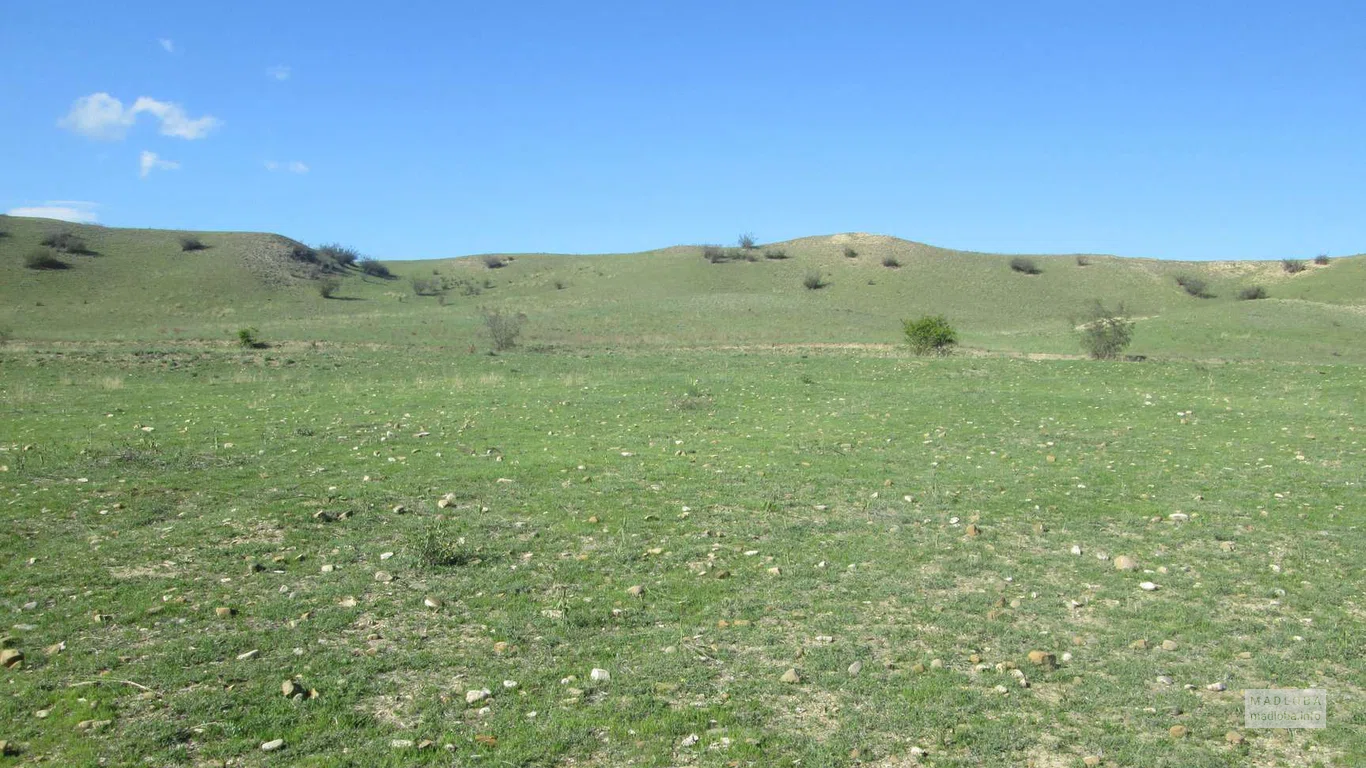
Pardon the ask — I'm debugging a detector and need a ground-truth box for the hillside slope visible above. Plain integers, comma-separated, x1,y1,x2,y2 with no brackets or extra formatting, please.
2,216,1363,362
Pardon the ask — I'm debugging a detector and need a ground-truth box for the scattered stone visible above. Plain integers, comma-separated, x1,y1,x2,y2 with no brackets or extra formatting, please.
930,659,944,670
994,684,1009,694
282,680,300,698
502,680,518,689
767,567,782,576
590,668,610,683
215,606,235,618
1139,582,1158,591
848,661,863,676
1220,541,1236,552
75,719,112,732
339,596,358,608
493,641,510,654
261,738,284,751
1237,651,1253,660
1027,650,1057,670
680,733,699,747
391,739,414,749
1157,675,1174,685
1083,756,1102,767
35,709,50,718
1114,555,1138,571
0,648,23,668
417,739,434,750
380,551,395,560
965,524,982,537
1226,730,1245,745
45,642,65,656
1033,522,1047,535
1071,544,1083,556
780,668,801,683
1169,513,1189,522
1161,640,1179,651
1206,682,1227,692
713,569,731,579
1169,725,1188,740
236,649,260,661
466,688,490,705
626,585,645,597
1061,652,1073,663
374,571,393,583
437,495,454,509
911,663,926,674
423,596,442,609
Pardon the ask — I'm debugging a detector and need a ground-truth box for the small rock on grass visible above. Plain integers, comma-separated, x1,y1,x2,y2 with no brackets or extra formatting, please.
1027,650,1057,670
780,668,801,683
214,606,236,618
680,733,699,747
590,668,610,683
1226,731,1245,745
423,596,442,609
0,648,23,668
1169,725,1188,739
1206,682,1227,692
374,571,393,583
626,585,644,597
261,738,284,751
848,661,863,676
1139,582,1158,591
1083,757,1102,767
1114,555,1138,571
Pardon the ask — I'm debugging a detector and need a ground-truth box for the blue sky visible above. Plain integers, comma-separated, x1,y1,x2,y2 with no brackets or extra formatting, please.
3,1,1364,260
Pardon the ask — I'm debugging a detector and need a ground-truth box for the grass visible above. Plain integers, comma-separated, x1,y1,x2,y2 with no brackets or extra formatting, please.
2,216,1365,363
0,216,1364,764
0,346,1362,766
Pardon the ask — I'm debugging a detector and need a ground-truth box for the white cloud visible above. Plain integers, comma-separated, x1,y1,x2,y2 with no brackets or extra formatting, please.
7,202,100,223
265,159,309,174
139,150,180,178
267,65,291,81
58,92,220,140
159,38,175,53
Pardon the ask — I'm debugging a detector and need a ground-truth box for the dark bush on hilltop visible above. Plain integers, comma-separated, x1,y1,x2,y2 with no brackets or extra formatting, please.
764,249,789,260
882,256,901,268
1076,255,1091,266
738,233,757,250
802,270,826,290
317,243,360,267
482,254,508,269
1010,257,1041,275
1238,285,1268,300
843,246,858,259
1281,258,1307,274
180,236,209,252
236,327,266,349
1076,301,1134,359
24,248,70,270
289,244,319,264
1175,275,1212,298
903,315,957,356
358,258,393,278
1314,253,1330,265
703,246,744,263
483,308,525,351
41,232,95,255
318,277,342,298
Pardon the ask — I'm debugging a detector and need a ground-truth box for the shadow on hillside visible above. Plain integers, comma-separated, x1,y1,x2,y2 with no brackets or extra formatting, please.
323,296,366,301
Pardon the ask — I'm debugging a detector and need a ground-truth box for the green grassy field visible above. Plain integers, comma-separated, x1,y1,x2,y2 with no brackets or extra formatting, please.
1,216,1363,766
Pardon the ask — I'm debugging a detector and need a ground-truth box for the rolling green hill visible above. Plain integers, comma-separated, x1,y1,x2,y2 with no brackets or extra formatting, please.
2,214,1363,361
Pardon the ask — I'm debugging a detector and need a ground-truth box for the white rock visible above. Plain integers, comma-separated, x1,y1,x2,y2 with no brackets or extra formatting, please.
1206,682,1227,692
590,668,610,682
1071,545,1083,556
1139,582,1158,591
503,680,519,689
261,739,284,751
680,733,699,747
466,688,490,704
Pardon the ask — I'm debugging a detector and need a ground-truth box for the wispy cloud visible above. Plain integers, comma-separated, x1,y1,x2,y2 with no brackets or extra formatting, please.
6,201,100,223
267,65,291,81
58,93,221,141
265,160,309,174
159,38,175,53
139,150,180,178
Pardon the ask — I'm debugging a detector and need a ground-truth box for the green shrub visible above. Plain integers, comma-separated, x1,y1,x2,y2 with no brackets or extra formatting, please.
179,236,209,252
411,276,442,296
236,327,265,349
763,249,788,260
412,523,473,569
24,248,69,270
738,232,757,250
288,244,319,264
483,308,525,351
1076,301,1134,359
882,256,901,268
1314,253,1330,265
1175,275,1212,298
703,246,741,263
1281,258,1307,274
482,254,508,269
802,270,826,290
843,246,858,259
903,315,957,356
1076,255,1090,266
553,279,568,290
358,258,393,278
41,231,95,255
317,243,360,267
1010,257,1041,275
318,277,342,298
1238,285,1268,300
